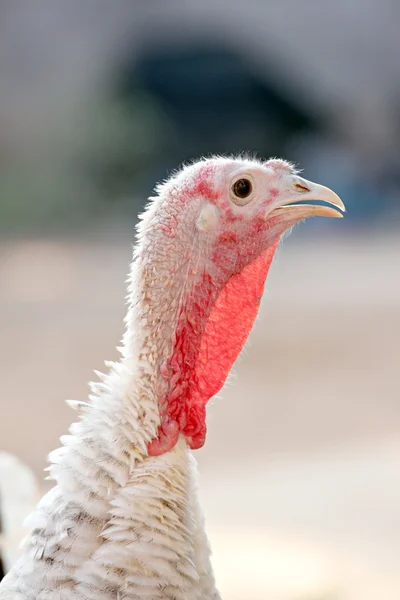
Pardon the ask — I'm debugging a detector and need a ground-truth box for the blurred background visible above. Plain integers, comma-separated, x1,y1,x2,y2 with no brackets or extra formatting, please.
0,1,399,598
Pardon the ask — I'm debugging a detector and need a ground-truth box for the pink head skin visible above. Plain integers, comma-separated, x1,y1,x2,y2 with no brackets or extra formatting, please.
134,157,345,456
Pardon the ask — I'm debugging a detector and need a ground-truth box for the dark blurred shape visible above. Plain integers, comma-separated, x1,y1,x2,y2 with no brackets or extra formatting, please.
115,43,317,187
0,12,397,233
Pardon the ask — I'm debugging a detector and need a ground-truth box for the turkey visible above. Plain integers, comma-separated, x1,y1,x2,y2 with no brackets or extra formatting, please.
0,156,345,599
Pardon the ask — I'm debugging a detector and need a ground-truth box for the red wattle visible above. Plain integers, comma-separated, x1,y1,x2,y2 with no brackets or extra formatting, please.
147,241,279,456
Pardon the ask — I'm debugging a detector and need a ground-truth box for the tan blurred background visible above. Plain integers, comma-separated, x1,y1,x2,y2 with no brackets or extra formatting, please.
1,2,400,599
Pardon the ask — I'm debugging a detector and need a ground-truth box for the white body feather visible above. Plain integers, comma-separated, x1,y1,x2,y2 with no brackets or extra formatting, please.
0,365,219,599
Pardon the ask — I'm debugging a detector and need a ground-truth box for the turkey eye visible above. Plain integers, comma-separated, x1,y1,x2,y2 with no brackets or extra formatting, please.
233,178,252,199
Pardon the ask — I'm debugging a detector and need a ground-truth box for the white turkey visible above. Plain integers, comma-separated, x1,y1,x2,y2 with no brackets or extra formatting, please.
0,156,344,599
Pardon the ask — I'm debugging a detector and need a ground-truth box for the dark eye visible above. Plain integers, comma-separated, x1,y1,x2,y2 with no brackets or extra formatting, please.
232,178,252,199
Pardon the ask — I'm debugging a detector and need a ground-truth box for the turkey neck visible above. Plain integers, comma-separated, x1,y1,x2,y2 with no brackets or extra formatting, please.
121,201,221,455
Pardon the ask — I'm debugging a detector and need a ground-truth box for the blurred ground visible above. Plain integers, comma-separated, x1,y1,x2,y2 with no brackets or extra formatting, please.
1,230,399,599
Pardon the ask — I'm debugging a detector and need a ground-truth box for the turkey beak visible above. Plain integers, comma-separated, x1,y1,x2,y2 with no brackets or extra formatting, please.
269,176,345,220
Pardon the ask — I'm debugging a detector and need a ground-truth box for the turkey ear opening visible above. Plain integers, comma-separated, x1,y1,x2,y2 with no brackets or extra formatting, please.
193,241,279,403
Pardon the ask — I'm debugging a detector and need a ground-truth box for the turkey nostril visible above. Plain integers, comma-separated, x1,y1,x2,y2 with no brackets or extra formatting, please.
293,182,311,193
